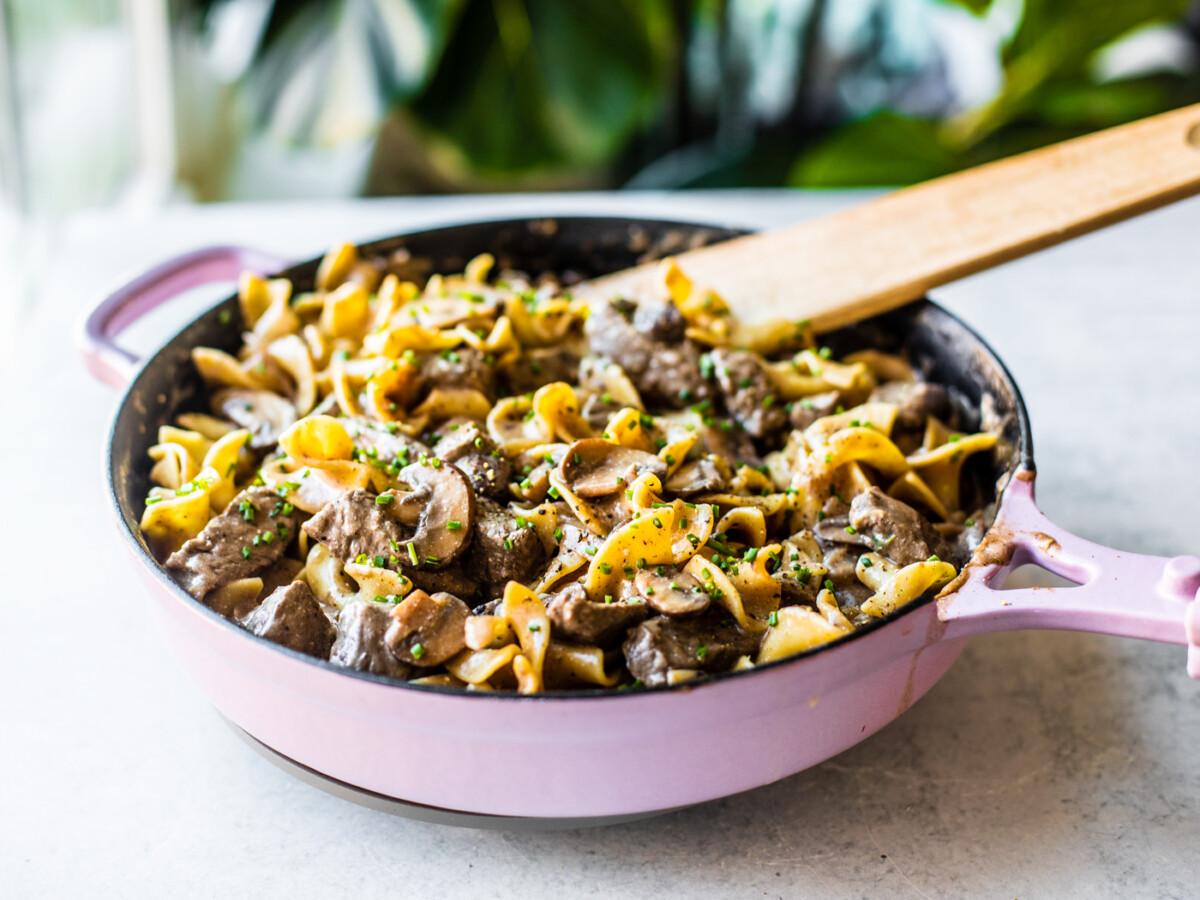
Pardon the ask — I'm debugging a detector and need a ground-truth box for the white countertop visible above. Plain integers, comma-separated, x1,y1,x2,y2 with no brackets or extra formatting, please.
4,190,1199,899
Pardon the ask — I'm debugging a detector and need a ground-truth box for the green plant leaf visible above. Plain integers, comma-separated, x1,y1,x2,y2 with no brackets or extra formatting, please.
1027,74,1182,129
946,0,1191,147
929,0,994,15
787,112,961,187
407,0,676,179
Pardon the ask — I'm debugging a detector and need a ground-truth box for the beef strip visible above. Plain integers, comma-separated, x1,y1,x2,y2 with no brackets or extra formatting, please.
344,417,430,464
257,557,305,602
622,610,761,687
498,346,581,395
166,487,299,600
204,556,301,620
788,391,841,430
461,498,548,599
818,544,873,607
585,299,709,408
545,583,648,646
696,422,761,469
415,347,495,401
709,348,787,439
812,509,868,604
632,299,686,342
775,563,820,608
330,599,415,679
870,381,951,431
241,580,336,658
302,489,407,568
848,487,948,566
407,563,481,604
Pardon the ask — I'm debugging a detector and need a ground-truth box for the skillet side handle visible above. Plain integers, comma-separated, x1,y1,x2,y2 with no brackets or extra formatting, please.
938,469,1200,679
74,245,290,388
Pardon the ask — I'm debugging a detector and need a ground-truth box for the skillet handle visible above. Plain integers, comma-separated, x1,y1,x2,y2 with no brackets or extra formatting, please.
74,245,290,388
938,470,1200,678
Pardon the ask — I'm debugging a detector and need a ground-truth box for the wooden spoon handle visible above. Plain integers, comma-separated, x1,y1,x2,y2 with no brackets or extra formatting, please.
586,103,1200,331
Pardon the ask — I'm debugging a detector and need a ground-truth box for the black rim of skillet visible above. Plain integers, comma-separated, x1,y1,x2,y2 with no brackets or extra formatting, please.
105,215,1034,702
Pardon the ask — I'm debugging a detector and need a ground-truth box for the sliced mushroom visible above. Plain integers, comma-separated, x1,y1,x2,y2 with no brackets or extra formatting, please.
558,438,667,498
389,461,475,568
634,568,711,617
384,590,470,666
813,515,872,548
665,457,726,495
212,388,297,449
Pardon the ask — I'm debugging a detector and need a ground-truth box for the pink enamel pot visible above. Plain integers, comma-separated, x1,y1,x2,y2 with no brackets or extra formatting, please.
77,217,1200,828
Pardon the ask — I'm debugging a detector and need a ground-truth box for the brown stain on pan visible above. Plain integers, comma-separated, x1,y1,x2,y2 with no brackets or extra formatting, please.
901,522,1026,715
936,526,1018,605
898,608,955,716
1029,531,1060,553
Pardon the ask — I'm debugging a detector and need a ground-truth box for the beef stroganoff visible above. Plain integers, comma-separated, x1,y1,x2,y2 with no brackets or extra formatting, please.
140,241,997,692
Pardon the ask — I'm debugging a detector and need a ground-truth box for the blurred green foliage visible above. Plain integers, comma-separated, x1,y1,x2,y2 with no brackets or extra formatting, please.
790,0,1200,185
195,0,1200,193
410,0,675,178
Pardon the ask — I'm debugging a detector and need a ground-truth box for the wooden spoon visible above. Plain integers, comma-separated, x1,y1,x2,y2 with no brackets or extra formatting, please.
582,103,1200,331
